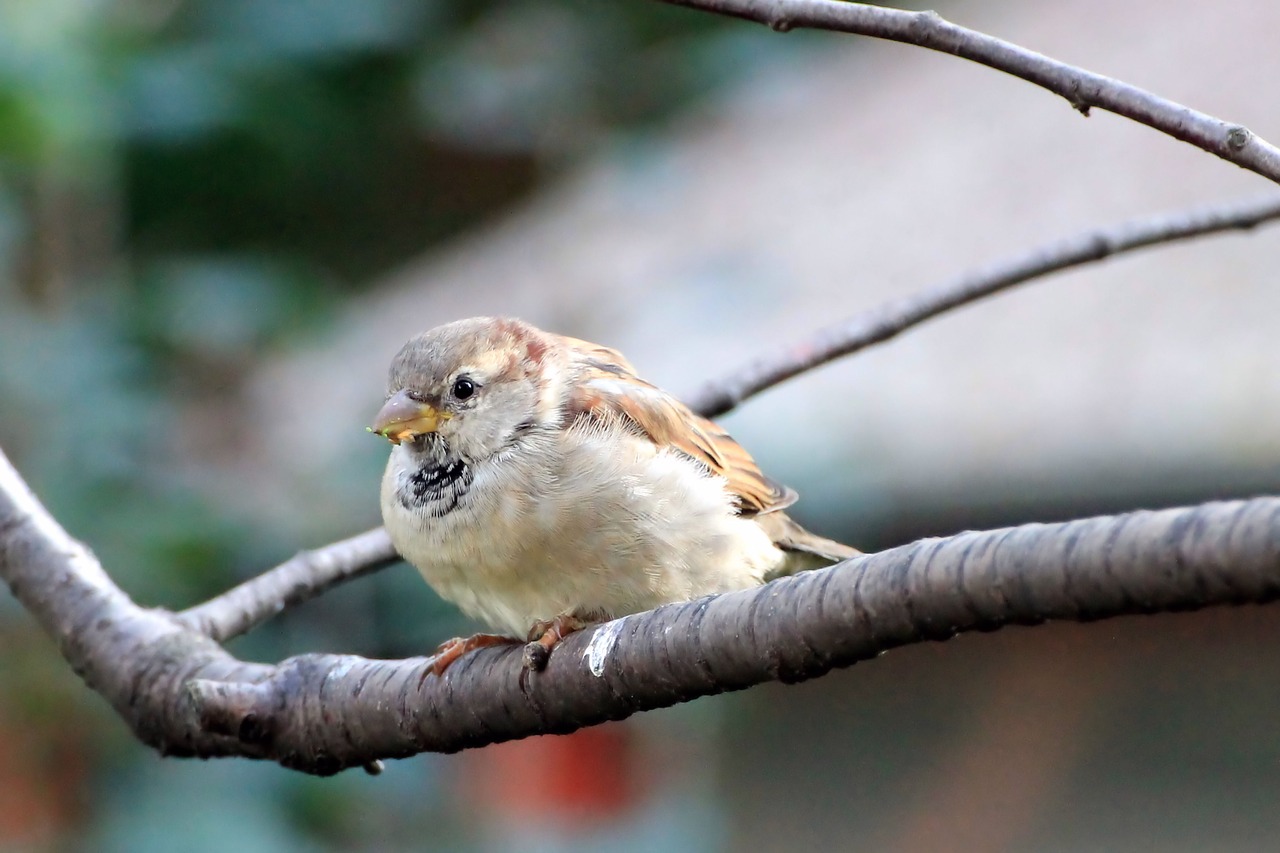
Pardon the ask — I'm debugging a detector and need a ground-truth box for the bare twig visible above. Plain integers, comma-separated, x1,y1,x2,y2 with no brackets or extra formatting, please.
685,193,1280,417
177,527,399,643
170,194,1280,633
2,443,1278,773
656,0,1280,185
139,1,1280,636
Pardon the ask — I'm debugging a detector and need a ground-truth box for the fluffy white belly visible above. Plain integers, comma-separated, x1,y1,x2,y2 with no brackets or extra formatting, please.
381,422,784,636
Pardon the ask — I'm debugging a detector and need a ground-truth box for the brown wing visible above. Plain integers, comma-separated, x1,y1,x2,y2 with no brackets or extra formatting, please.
561,336,797,516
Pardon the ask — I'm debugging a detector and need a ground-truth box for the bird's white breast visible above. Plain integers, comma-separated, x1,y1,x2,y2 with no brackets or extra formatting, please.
380,420,784,636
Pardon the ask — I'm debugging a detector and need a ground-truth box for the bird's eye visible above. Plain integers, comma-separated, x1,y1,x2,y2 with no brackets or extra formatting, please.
451,377,476,400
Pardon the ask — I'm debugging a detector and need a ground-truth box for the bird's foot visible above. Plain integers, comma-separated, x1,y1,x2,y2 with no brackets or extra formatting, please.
422,633,520,681
522,614,589,671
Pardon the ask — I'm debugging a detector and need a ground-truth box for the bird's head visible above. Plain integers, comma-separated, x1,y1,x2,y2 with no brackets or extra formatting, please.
371,317,566,463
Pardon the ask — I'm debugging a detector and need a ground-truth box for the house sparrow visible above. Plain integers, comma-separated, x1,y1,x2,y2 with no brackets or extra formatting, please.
372,317,858,673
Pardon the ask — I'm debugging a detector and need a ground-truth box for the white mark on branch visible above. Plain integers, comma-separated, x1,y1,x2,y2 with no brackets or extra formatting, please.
1227,126,1252,151
325,657,358,683
585,618,628,676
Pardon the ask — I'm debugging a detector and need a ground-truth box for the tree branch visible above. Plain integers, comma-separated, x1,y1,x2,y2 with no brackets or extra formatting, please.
159,193,1280,624
686,193,1280,417
117,0,1280,629
4,2,1280,775
177,527,398,643
2,446,1278,774
656,1,1280,185
0,449,271,759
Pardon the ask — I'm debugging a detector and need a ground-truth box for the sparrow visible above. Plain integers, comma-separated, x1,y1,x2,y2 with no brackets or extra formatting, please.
371,317,858,673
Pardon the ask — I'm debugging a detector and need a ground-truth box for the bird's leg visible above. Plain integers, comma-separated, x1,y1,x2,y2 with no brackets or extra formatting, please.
522,614,590,671
425,633,520,679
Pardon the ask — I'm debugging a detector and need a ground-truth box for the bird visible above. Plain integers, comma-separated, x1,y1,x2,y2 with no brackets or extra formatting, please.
371,317,858,674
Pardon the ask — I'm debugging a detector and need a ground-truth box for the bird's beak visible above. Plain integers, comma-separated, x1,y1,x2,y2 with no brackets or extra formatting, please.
370,389,450,445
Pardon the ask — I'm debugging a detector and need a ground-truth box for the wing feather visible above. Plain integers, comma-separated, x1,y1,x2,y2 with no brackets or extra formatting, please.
561,336,797,515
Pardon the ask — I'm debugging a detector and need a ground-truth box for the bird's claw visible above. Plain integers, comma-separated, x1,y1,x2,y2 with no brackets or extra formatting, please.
522,614,590,671
418,633,520,685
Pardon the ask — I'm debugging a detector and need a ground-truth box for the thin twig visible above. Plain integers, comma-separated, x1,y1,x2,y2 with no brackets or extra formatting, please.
162,0,1280,631
174,194,1280,630
685,193,1280,417
177,527,399,642
656,0,1280,185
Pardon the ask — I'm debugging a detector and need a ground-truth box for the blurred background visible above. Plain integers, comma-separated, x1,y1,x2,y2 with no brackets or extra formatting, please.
2,0,1280,850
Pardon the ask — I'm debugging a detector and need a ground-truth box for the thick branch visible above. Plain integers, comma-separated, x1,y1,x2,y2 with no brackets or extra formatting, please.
0,451,271,759
185,498,1280,773
686,193,1280,416
657,1,1280,185
3,0,1278,778
3,445,1277,773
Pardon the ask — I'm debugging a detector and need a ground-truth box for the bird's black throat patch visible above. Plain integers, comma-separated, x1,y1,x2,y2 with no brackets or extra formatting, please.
399,458,473,517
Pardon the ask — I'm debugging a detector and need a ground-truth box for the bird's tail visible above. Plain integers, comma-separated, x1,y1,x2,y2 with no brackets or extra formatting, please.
759,512,861,580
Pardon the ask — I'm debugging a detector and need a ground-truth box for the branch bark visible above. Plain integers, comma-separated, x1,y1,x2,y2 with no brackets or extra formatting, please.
3,2,1280,777
686,193,1280,416
5,195,1280,774
655,1,1280,186
2,446,1278,774
177,527,397,643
